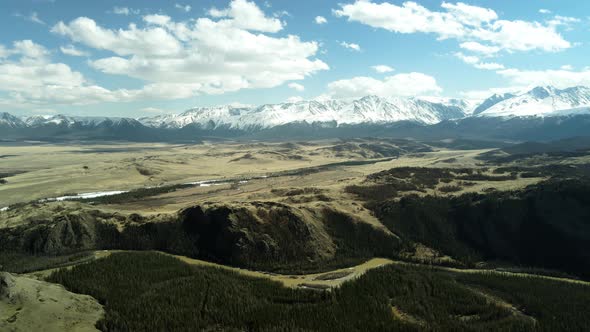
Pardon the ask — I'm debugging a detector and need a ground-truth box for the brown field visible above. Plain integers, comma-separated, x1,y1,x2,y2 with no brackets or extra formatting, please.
0,139,543,213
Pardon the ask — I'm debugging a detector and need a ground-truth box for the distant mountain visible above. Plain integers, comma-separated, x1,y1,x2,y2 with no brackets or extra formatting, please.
23,114,144,128
140,95,469,130
478,86,590,118
0,114,160,142
0,112,25,128
4,85,590,142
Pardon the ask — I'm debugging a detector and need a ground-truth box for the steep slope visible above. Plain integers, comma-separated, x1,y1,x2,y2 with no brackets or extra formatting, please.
0,112,25,128
479,86,590,117
0,202,399,273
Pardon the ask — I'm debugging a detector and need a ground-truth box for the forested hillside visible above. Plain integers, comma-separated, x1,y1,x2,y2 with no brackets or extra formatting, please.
47,252,590,331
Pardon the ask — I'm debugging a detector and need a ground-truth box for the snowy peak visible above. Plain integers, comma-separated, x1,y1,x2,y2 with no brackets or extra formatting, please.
0,112,25,128
478,86,590,118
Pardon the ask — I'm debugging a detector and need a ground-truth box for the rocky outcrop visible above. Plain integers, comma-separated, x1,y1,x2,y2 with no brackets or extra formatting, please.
180,202,334,266
0,213,102,255
0,201,399,271
0,272,16,301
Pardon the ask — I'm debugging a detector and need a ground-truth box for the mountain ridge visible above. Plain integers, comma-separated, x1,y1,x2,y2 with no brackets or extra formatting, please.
5,85,590,131
139,95,469,130
3,85,590,142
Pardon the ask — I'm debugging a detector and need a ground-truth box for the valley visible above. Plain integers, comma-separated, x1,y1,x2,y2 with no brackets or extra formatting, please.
2,137,590,330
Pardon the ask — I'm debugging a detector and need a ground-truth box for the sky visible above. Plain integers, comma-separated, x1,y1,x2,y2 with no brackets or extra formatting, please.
1,0,589,117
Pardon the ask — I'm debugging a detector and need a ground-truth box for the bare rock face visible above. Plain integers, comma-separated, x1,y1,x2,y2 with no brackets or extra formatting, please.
41,214,96,254
180,202,334,266
0,272,16,300
0,211,102,256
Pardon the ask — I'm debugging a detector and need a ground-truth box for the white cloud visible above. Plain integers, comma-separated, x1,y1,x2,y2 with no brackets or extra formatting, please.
76,12,328,93
460,66,590,100
496,67,590,89
340,41,361,51
0,40,243,108
112,7,129,15
539,9,552,14
546,15,580,29
333,1,467,39
112,7,139,16
325,73,442,99
473,21,571,52
334,1,572,53
561,64,573,70
52,17,182,57
459,41,499,55
274,10,291,18
209,0,283,33
454,52,479,65
288,82,305,91
225,101,253,108
460,86,523,100
440,2,498,26
11,40,50,61
3,0,327,108
454,52,504,70
472,19,571,52
286,96,303,103
59,45,89,57
175,4,192,12
140,107,172,114
143,14,172,26
0,60,84,92
29,12,45,25
0,41,94,105
13,12,45,25
371,65,394,73
31,108,58,114
473,62,504,70
315,16,327,24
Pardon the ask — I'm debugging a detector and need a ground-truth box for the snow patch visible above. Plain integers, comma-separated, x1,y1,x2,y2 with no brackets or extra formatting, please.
41,191,128,202
184,179,249,187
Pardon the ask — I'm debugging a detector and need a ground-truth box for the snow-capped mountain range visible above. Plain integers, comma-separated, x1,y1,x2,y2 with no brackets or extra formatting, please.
140,95,469,130
22,115,143,128
2,86,590,132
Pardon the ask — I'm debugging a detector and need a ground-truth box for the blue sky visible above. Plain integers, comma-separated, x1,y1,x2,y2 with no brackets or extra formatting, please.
1,0,589,117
